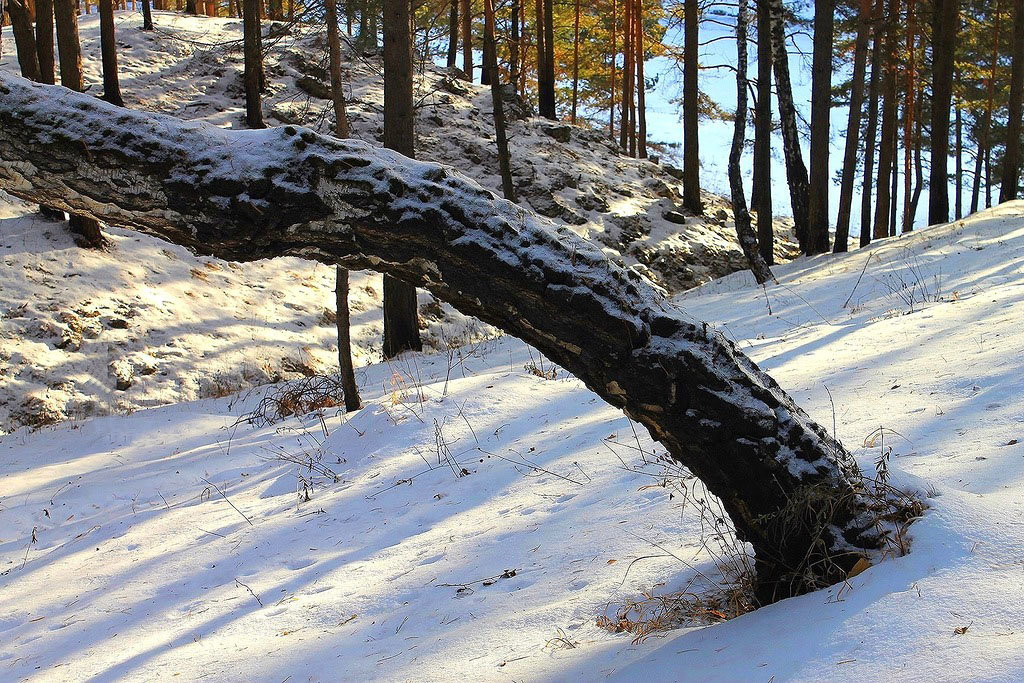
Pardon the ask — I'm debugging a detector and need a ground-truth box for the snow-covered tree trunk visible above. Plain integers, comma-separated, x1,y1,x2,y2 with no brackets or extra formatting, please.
0,75,885,602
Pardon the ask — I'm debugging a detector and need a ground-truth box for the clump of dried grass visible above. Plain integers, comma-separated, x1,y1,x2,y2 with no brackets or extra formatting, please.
241,375,347,427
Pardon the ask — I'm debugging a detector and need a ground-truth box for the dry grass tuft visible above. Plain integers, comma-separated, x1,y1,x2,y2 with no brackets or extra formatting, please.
241,375,347,427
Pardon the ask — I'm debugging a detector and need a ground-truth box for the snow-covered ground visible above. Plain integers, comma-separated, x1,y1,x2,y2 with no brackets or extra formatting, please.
3,186,1024,680
0,11,800,433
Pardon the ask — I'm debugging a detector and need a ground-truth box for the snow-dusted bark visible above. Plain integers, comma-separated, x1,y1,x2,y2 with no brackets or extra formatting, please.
0,75,882,601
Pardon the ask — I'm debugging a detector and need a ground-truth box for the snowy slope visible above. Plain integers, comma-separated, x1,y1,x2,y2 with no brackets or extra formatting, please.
0,10,799,433
2,203,1023,681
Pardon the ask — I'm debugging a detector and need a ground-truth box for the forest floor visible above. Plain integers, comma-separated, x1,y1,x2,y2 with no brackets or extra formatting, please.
3,175,1023,679
0,10,797,433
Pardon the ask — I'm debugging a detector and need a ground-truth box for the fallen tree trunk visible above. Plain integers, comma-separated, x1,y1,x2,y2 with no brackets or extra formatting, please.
0,75,883,602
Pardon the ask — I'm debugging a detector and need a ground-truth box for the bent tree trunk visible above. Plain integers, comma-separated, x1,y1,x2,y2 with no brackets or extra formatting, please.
0,75,885,603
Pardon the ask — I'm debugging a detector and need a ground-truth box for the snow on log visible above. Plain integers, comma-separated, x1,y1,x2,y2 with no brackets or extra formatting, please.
0,74,882,601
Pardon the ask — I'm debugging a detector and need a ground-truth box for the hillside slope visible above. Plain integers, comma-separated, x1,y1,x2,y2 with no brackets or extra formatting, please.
2,202,1023,680
0,11,795,434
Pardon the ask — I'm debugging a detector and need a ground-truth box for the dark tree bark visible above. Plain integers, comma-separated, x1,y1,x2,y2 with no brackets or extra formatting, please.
635,0,646,159
907,87,924,228
484,0,516,201
609,0,617,138
335,268,362,411
538,0,556,119
571,0,581,124
35,0,56,84
928,0,957,225
681,0,702,213
382,0,423,358
729,0,774,285
888,114,899,235
970,50,993,214
860,0,884,247
461,0,472,81
480,16,493,86
509,0,521,91
326,0,349,140
8,0,41,82
447,0,458,69
54,0,106,248
835,0,872,253
141,0,154,30
0,74,891,602
806,0,832,254
99,0,124,106
753,0,773,264
768,0,809,251
186,0,197,14
1000,0,1024,202
619,0,634,151
326,0,361,411
954,76,962,220
242,0,265,128
873,0,899,240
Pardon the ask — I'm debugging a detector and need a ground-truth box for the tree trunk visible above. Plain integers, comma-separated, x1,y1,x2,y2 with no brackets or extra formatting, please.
860,0,883,247
484,0,515,201
242,0,264,128
635,0,646,159
954,76,962,220
835,0,872,253
509,0,520,92
902,0,914,232
98,0,124,106
753,0,773,264
928,0,957,225
609,0,617,139
619,0,633,151
538,0,555,119
8,0,41,82
873,0,899,240
888,115,899,235
768,0,809,251
571,0,580,124
461,0,471,81
480,14,492,86
681,0,701,213
141,0,153,30
326,0,361,412
54,0,105,248
909,90,924,224
806,0,832,254
326,0,349,139
447,0,458,69
35,0,55,84
626,0,637,156
729,0,774,285
1000,0,1024,202
0,74,891,602
382,0,423,358
335,268,362,411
